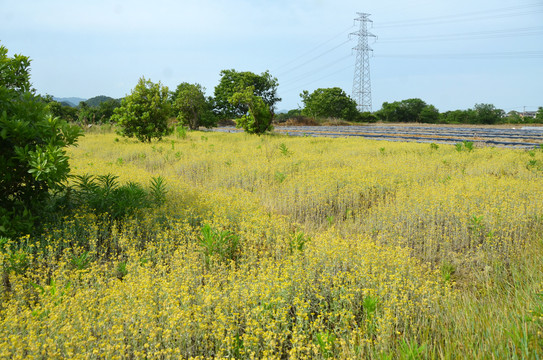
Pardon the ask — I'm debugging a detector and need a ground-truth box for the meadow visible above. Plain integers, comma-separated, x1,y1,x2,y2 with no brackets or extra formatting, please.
1,128,542,359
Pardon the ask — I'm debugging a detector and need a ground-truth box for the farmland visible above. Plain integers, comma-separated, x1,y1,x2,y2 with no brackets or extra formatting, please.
1,129,543,359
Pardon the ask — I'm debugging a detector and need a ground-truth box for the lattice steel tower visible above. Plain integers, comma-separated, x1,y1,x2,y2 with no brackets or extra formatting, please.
351,13,376,112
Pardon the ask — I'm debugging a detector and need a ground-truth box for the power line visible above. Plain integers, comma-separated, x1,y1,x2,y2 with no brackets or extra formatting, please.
275,38,352,77
378,26,543,43
271,25,354,73
375,50,543,59
376,3,543,28
279,54,352,87
278,63,354,94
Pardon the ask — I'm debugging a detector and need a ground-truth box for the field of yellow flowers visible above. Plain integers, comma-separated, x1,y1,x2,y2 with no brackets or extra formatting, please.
1,128,542,359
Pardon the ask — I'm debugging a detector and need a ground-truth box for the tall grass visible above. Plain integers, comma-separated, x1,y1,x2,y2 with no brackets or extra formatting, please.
1,129,542,358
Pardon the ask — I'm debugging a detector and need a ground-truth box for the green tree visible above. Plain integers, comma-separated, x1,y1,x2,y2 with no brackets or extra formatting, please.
229,86,273,134
214,69,280,119
359,111,378,123
172,82,216,130
111,77,172,142
300,87,360,121
376,98,439,123
473,103,503,125
420,104,440,123
535,107,543,124
439,109,474,124
0,44,83,238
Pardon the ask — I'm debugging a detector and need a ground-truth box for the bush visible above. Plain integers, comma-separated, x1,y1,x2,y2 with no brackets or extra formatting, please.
0,44,83,238
111,77,172,142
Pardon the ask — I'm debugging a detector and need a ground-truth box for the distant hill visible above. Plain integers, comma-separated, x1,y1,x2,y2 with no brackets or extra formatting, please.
86,95,118,107
53,97,86,107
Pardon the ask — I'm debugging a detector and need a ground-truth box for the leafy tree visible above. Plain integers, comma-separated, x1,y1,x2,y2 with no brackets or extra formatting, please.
535,107,543,124
376,98,439,123
359,111,378,123
420,104,440,123
0,44,83,238
96,98,121,123
473,103,504,125
47,100,78,122
172,82,217,130
111,77,172,142
504,111,523,124
274,109,302,122
214,69,280,119
300,87,360,121
229,86,273,134
439,109,474,124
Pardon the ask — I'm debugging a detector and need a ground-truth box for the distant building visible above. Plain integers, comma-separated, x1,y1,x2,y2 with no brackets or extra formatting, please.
521,111,537,119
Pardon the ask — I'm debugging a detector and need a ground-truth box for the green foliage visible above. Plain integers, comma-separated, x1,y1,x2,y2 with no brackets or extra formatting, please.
440,261,456,282
69,174,166,221
360,111,378,123
172,82,217,130
376,98,437,123
315,331,336,358
229,86,273,134
85,95,116,108
456,141,474,152
115,261,128,280
535,107,543,123
439,109,474,124
300,87,360,122
70,251,91,271
274,109,302,122
278,143,291,156
0,44,83,238
46,100,78,122
198,224,240,268
289,232,310,254
214,69,280,119
473,103,504,125
111,77,172,142
175,125,187,139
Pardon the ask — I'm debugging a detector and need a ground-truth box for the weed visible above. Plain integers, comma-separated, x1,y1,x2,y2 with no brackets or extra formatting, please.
70,251,91,271
440,261,456,282
275,171,287,183
175,126,187,139
289,232,310,254
116,261,128,280
399,339,426,360
315,331,336,358
279,143,291,156
149,176,167,206
198,224,240,268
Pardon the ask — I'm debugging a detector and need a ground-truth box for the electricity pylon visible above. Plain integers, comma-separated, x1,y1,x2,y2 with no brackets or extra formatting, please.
351,13,376,112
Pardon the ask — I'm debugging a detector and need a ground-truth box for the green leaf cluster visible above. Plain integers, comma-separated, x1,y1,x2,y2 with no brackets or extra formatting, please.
300,87,360,122
0,44,83,238
229,86,273,135
111,77,172,142
214,69,280,119
375,98,439,123
172,82,217,130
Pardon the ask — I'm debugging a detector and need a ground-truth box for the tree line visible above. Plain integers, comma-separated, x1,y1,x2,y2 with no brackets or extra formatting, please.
48,77,543,140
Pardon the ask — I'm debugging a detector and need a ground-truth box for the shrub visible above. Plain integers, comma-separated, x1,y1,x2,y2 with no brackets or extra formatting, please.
111,77,172,142
0,44,83,238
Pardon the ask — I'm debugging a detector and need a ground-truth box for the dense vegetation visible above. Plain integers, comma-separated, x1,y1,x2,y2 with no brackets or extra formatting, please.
1,129,542,358
2,42,543,359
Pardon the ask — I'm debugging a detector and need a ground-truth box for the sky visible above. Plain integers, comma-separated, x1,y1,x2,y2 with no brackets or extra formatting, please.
1,0,542,113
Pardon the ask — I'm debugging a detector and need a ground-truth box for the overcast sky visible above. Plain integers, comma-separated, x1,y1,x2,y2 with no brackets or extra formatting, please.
2,0,542,112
